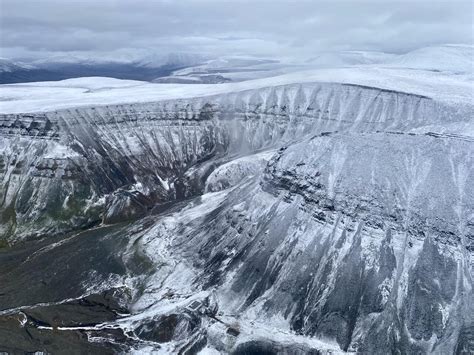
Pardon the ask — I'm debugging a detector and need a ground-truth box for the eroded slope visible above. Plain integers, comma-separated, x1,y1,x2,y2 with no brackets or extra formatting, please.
0,78,472,353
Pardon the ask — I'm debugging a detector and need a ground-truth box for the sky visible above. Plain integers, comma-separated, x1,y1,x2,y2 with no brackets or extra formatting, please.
0,0,473,61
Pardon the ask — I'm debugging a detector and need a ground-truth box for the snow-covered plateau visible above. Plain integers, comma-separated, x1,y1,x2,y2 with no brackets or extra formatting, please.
0,45,473,354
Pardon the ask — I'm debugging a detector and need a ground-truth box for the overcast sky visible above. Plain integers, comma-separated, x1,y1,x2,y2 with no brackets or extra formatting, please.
1,0,473,61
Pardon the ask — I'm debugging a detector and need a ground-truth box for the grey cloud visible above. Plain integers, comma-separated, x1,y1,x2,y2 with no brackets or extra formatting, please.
0,0,472,60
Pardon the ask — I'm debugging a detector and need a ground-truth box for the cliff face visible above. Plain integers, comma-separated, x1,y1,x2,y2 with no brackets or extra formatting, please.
0,82,472,353
1,83,467,240
173,133,472,353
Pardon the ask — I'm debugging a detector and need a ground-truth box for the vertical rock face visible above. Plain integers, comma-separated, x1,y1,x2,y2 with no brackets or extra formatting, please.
0,82,472,353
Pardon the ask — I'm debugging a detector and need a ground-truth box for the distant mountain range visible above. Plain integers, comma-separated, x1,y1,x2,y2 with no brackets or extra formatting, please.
0,53,208,84
1,45,472,84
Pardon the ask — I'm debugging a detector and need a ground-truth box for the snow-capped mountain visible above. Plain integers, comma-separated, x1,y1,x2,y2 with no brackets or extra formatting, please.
31,52,207,69
152,45,474,84
386,44,473,73
2,44,470,85
0,44,472,353
155,56,303,83
0,58,35,72
0,58,62,84
305,50,394,67
0,53,208,84
134,52,208,69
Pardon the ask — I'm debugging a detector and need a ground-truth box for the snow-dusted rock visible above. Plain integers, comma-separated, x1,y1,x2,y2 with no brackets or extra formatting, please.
0,60,472,353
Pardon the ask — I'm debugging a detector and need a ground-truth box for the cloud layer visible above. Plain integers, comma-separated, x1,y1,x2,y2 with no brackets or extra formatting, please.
1,0,472,60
